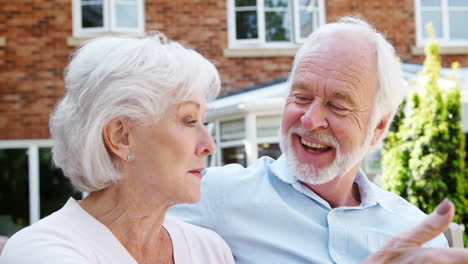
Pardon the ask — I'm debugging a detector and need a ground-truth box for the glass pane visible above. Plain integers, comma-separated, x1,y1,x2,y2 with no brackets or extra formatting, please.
265,11,291,41
116,3,138,28
81,2,104,28
0,149,29,237
39,148,81,219
421,10,443,39
220,118,245,141
258,143,281,159
449,11,468,40
257,115,281,138
236,11,258,39
235,0,256,7
265,0,288,8
222,146,246,166
299,0,318,38
421,0,440,7
299,10,313,38
448,0,468,7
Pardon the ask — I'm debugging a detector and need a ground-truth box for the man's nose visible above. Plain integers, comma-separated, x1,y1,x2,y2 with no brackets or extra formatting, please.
300,102,329,131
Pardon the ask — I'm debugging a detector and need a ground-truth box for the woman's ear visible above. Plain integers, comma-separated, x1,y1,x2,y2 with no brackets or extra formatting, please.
102,118,132,162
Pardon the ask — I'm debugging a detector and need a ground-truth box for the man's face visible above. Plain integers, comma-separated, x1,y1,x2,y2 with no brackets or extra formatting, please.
280,36,379,185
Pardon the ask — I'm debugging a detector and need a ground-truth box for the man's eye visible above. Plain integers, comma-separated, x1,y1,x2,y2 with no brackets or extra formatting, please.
293,95,312,104
329,103,349,114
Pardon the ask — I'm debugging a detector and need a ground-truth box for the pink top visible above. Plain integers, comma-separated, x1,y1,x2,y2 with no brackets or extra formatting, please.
0,198,234,264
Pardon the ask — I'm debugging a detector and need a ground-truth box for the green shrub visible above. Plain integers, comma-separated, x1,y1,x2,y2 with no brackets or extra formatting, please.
381,24,468,246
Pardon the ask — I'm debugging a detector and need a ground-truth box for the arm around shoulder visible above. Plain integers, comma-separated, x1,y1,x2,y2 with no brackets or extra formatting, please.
168,166,232,231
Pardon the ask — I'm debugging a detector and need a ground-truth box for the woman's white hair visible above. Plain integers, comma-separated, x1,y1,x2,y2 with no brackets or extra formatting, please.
50,33,220,192
290,17,405,143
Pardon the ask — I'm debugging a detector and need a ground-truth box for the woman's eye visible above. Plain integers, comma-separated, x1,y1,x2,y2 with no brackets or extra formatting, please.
183,117,197,126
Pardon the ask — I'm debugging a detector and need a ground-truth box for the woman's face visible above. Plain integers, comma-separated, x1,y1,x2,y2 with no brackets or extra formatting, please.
128,90,215,205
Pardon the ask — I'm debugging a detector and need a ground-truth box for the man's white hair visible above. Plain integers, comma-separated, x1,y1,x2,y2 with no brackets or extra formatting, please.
50,33,220,192
290,17,405,143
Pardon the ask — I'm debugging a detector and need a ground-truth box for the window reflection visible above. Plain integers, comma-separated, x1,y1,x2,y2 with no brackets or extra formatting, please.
265,0,291,41
115,0,138,28
222,146,247,167
220,118,245,142
0,149,29,237
258,143,281,159
236,11,258,39
81,0,104,28
39,148,81,218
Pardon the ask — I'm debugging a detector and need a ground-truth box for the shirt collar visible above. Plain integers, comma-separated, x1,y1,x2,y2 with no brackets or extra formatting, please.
270,154,297,184
270,154,395,212
353,169,394,213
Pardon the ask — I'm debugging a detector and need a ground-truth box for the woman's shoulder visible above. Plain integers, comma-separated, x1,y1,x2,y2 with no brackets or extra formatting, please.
0,228,90,263
0,199,92,263
164,216,234,264
0,197,136,263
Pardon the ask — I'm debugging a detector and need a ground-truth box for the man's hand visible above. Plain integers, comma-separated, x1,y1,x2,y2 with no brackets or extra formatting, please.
363,199,468,264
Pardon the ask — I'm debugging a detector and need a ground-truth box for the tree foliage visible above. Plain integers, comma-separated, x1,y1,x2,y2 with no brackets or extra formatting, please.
381,24,468,246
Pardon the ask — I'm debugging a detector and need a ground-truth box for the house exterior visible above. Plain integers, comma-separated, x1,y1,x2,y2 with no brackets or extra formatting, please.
1,0,468,237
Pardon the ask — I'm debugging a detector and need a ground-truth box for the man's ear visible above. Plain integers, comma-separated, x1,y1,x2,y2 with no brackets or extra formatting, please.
102,118,132,162
371,114,392,146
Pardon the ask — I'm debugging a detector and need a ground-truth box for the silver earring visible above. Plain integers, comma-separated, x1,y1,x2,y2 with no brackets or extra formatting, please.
127,154,134,161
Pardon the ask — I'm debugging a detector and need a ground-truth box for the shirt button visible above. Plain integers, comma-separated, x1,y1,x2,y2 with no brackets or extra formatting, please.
329,210,335,216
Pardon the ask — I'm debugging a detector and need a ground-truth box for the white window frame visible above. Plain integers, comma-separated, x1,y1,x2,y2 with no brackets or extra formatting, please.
72,0,145,38
209,109,284,167
0,139,85,226
227,0,326,49
415,0,468,47
293,0,325,43
215,115,249,166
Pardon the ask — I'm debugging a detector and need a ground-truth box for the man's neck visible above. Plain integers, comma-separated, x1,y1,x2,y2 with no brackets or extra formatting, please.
302,165,361,208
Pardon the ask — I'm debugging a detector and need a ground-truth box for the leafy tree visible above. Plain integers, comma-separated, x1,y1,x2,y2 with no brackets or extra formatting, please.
381,24,468,246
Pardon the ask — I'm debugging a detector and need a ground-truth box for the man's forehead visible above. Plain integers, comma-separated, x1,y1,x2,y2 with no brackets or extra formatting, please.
302,46,376,62
295,43,378,78
306,31,376,58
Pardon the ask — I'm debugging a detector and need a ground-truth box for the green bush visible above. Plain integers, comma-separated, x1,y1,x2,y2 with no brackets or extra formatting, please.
381,24,468,246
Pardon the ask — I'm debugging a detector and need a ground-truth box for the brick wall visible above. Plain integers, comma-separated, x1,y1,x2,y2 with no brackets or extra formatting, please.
0,0,73,139
0,0,467,140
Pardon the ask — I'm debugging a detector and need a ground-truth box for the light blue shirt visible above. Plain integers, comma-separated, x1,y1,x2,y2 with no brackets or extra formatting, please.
169,155,448,264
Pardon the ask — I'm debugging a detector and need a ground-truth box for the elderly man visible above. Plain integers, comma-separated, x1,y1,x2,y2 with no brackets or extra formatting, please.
170,17,466,263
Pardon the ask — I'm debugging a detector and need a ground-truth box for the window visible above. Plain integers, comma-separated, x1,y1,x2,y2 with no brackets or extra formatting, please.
227,0,326,48
415,0,468,46
72,0,145,37
219,118,247,166
208,113,283,167
0,148,29,237
0,140,83,236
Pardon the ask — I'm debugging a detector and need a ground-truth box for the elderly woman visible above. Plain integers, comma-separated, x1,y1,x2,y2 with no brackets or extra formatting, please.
0,34,234,263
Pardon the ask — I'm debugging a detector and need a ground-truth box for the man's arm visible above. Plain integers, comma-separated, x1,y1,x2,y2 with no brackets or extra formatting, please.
168,167,225,232
364,199,468,264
